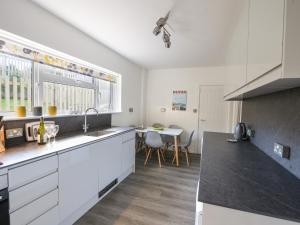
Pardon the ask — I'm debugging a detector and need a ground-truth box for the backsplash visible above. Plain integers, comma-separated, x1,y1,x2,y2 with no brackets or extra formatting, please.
4,114,111,147
242,87,300,179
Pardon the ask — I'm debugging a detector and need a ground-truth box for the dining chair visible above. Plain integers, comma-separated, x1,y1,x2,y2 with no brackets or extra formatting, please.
144,131,165,167
135,132,145,152
171,130,194,166
162,125,181,157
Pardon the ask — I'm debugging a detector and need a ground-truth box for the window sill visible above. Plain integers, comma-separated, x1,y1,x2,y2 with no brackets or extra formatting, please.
3,111,121,122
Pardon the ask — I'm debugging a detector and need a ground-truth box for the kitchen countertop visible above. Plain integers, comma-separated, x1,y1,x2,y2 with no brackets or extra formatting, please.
0,126,135,169
198,132,300,223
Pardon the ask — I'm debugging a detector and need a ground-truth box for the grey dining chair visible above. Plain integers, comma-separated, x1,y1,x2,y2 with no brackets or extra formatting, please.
171,130,194,166
144,131,165,167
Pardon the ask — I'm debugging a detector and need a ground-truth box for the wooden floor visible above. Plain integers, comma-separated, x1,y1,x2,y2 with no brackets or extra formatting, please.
75,151,201,225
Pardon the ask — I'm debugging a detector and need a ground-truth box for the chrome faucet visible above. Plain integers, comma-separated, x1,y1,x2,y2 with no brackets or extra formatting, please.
83,107,99,133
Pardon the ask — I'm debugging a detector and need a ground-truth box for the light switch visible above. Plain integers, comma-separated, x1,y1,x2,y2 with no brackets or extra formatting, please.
274,143,290,159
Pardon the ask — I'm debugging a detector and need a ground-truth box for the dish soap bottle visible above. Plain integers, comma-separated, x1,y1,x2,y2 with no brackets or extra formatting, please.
37,117,47,145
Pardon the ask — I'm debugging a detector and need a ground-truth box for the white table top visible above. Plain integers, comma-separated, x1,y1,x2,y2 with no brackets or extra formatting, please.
135,127,183,136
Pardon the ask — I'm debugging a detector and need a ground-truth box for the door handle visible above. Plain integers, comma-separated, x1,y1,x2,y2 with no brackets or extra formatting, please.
200,119,206,122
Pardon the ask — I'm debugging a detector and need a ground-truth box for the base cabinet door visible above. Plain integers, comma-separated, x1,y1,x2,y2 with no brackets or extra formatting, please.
10,189,58,225
90,136,122,192
58,146,98,222
28,206,59,225
122,139,135,172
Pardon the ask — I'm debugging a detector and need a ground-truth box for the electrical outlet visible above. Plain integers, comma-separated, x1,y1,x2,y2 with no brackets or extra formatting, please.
274,143,290,159
6,128,23,139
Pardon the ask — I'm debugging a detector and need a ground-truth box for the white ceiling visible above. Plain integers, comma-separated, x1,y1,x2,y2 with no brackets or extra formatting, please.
32,0,241,69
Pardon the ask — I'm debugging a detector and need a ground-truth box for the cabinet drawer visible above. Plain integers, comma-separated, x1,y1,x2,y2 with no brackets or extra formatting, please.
122,131,135,143
0,174,7,190
10,172,58,212
28,205,59,225
9,155,58,190
10,188,58,225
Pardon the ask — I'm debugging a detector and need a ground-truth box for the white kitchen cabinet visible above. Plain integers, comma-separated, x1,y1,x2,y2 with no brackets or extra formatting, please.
8,155,58,190
90,135,123,192
58,145,98,222
224,0,300,100
201,203,300,225
28,205,59,225
122,139,135,172
0,173,7,190
246,0,285,82
10,189,58,225
10,172,58,212
224,0,248,96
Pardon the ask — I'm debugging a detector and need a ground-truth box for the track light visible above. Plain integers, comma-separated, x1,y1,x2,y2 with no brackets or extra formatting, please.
153,11,172,48
153,26,161,36
163,30,171,48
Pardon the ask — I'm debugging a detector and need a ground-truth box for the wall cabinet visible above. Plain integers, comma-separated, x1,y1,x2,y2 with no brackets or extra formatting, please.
58,145,98,222
224,0,248,95
246,0,285,82
224,0,300,100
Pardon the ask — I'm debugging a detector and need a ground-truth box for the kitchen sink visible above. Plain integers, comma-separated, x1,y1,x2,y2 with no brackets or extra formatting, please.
85,130,115,137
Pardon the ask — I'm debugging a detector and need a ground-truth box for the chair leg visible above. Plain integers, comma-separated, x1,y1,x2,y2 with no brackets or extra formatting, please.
144,148,151,166
160,149,166,162
185,147,190,167
157,149,162,168
172,151,176,164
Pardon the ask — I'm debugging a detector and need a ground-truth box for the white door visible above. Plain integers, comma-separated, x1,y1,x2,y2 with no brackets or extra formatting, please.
197,86,229,152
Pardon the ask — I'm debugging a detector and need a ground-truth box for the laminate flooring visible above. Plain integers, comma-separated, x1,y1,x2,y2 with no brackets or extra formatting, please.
75,150,201,225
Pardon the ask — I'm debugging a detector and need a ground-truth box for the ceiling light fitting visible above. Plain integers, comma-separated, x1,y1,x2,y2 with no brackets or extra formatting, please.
153,11,172,48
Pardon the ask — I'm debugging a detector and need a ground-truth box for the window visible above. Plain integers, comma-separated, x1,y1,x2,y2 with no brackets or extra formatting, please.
0,53,121,115
0,53,32,112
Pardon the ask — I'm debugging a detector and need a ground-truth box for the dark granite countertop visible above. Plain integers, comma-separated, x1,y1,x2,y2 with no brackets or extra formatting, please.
0,126,135,170
198,132,300,223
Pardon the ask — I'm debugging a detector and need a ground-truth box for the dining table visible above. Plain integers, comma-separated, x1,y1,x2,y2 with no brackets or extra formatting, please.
135,127,183,167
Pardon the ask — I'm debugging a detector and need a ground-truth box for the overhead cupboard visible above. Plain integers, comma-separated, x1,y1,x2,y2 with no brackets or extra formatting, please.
224,0,300,100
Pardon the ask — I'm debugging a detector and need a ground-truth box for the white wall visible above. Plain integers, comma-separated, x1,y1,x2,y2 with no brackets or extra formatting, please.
145,67,230,153
0,0,143,126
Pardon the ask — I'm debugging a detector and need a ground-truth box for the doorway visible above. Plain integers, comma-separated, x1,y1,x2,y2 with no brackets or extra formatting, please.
196,85,239,153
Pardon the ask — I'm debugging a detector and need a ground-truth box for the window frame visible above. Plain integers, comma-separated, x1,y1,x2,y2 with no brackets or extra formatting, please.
0,53,122,117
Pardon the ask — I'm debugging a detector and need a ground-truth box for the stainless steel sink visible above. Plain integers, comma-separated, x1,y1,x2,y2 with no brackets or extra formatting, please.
85,130,115,137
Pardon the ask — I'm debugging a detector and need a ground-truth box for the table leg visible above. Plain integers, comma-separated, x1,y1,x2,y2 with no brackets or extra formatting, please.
174,135,179,167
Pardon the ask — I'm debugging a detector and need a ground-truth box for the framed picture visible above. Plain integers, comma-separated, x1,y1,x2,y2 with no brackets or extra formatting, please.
172,90,187,111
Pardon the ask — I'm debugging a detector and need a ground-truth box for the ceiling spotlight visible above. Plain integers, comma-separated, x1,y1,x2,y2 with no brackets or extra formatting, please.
153,26,161,36
163,30,171,48
153,11,172,48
